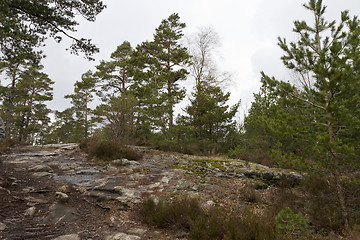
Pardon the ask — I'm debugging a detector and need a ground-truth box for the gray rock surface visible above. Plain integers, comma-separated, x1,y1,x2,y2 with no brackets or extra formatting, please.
56,191,69,201
52,234,80,240
24,206,36,216
0,222,7,231
106,232,141,240
33,171,53,178
28,164,53,172
1,143,304,239
127,228,148,236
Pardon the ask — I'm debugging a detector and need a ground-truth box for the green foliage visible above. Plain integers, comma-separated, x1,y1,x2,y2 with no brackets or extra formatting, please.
0,61,53,143
94,41,134,99
65,70,97,140
237,1,360,229
0,0,105,60
269,149,317,171
44,108,83,144
275,207,311,239
238,82,317,162
94,93,137,143
80,137,142,162
130,13,190,132
173,80,239,155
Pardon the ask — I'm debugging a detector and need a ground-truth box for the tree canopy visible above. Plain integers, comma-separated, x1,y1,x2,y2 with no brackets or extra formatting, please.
0,0,106,60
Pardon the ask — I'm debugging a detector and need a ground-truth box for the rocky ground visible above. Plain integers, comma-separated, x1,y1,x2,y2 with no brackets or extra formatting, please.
0,144,302,240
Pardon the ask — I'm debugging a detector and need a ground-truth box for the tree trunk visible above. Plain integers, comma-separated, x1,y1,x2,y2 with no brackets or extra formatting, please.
6,76,16,139
334,167,349,229
85,93,88,139
327,106,349,229
167,81,173,129
23,97,33,142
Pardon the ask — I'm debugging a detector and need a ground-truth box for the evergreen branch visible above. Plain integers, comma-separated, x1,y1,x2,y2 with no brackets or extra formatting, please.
13,4,96,56
299,31,321,55
283,89,326,111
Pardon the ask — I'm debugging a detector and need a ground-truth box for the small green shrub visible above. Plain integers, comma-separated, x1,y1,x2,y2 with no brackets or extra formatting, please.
275,207,311,239
270,149,315,171
140,198,168,227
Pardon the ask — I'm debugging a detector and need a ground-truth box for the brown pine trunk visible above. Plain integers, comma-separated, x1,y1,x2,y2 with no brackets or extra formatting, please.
334,167,349,229
6,76,16,139
326,94,349,229
85,92,88,139
167,81,173,129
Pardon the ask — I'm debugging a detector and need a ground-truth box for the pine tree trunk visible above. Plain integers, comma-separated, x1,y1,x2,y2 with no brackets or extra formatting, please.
6,76,16,139
23,97,33,142
85,93,88,139
334,167,349,229
327,110,349,229
168,80,173,129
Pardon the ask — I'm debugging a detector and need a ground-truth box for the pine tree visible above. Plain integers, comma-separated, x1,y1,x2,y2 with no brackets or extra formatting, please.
261,0,360,228
93,94,137,143
0,57,41,139
65,70,96,140
94,41,133,100
13,64,54,142
0,0,105,60
131,13,190,133
181,79,239,153
47,108,80,143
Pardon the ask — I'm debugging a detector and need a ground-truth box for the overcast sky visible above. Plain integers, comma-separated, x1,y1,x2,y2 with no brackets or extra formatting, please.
42,0,360,117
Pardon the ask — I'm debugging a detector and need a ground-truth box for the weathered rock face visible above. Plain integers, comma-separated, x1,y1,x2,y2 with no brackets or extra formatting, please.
52,234,80,240
106,232,141,240
111,158,140,167
0,222,7,231
0,143,303,239
173,156,303,187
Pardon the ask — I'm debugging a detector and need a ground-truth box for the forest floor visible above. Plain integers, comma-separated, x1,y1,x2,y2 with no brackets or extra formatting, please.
0,144,301,240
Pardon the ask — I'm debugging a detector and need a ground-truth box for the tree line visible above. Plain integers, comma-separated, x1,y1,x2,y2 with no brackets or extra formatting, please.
47,14,240,155
0,11,240,154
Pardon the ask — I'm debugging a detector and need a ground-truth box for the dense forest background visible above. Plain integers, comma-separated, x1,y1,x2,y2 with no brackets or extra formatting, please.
1,0,360,235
